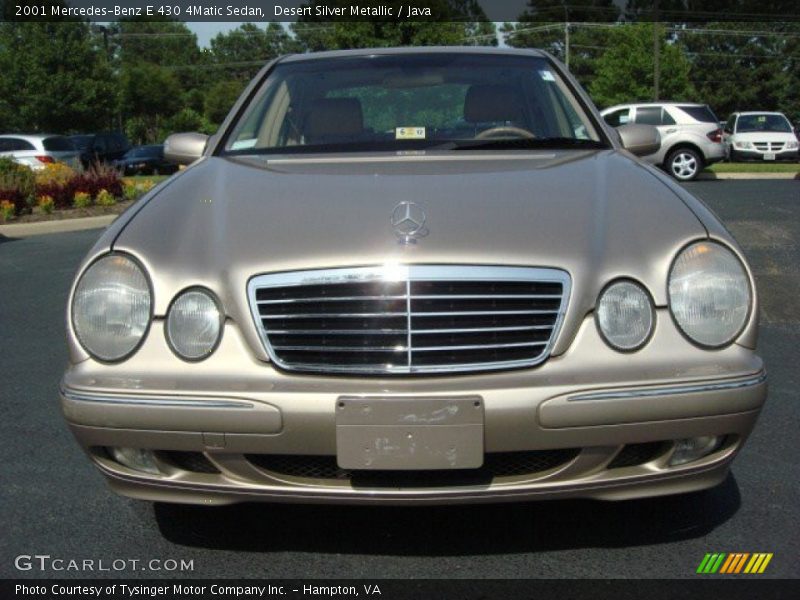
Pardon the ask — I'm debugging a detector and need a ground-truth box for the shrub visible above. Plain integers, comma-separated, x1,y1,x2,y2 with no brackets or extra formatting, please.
95,189,116,206
73,191,92,208
0,199,15,221
74,163,123,200
35,162,78,209
37,195,54,214
0,157,36,215
122,180,139,201
34,163,75,188
138,179,155,193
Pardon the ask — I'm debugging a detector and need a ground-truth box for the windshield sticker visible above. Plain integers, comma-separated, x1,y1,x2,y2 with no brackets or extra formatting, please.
757,116,766,123
539,70,556,82
396,127,426,140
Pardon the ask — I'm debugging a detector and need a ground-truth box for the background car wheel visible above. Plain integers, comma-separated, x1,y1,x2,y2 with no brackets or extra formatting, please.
667,148,702,181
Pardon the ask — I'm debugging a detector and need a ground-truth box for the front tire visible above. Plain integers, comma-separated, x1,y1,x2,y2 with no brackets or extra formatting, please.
666,148,702,182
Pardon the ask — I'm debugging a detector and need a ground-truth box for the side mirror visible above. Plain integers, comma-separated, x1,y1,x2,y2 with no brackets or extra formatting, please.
616,124,661,157
164,132,208,165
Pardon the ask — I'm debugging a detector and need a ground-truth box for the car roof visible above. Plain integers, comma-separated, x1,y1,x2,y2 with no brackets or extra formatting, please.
602,102,706,112
734,111,788,116
279,46,547,64
0,133,63,140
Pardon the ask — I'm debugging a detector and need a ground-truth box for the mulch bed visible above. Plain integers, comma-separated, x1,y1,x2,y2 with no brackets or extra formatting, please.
5,200,135,224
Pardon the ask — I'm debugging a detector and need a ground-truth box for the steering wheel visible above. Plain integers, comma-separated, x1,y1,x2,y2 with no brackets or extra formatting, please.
475,126,536,140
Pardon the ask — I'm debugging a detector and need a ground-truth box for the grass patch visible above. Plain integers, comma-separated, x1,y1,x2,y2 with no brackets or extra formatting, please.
124,175,169,185
707,162,799,173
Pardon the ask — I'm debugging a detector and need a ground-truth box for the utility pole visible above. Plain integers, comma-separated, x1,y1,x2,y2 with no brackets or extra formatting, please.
653,1,660,100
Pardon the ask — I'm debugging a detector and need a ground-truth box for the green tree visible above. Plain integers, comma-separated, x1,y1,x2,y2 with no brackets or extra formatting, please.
110,19,209,142
210,23,299,80
589,23,695,108
677,22,800,122
291,1,496,50
204,80,247,126
0,16,117,132
120,62,182,142
502,1,620,89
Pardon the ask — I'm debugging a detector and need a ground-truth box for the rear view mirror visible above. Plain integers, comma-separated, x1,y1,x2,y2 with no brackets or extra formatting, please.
164,132,208,165
616,124,661,157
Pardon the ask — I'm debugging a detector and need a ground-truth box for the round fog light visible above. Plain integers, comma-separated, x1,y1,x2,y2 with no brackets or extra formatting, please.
109,447,160,475
669,436,722,466
166,288,223,361
596,280,654,351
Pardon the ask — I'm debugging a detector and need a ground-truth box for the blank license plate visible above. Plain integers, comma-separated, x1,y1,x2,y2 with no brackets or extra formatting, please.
336,396,484,470
763,152,776,160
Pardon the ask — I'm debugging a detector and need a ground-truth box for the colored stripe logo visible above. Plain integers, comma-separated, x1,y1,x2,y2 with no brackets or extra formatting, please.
697,553,773,574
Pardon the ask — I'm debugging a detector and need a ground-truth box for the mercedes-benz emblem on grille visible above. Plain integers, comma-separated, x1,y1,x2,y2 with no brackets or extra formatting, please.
391,201,428,244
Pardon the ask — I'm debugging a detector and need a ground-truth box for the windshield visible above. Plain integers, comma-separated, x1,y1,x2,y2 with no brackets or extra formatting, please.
223,53,606,155
736,114,792,133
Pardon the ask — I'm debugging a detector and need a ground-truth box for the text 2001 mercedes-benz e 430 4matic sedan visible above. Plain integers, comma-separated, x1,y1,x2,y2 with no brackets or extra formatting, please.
61,48,766,505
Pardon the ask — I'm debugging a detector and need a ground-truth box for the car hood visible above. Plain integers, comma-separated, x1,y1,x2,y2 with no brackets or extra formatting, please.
114,150,707,357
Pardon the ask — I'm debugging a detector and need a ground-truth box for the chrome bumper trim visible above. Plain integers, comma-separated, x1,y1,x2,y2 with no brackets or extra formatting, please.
566,372,766,403
61,388,254,410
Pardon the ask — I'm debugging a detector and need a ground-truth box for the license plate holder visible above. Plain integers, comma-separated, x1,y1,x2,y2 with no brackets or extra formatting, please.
764,152,776,160
336,396,484,470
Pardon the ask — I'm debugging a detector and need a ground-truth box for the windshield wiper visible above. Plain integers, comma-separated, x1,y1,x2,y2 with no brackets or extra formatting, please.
440,137,608,151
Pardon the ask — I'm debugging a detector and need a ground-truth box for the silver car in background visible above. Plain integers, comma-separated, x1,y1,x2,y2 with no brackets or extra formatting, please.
0,133,81,170
601,102,725,181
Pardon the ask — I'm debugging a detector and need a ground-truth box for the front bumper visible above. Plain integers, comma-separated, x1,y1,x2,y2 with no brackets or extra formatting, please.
61,313,767,505
730,147,799,161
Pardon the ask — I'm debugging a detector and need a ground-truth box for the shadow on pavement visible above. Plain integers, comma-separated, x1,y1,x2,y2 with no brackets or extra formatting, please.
154,473,741,555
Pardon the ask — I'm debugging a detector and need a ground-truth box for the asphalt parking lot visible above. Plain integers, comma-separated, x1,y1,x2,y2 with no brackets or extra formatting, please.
0,181,797,580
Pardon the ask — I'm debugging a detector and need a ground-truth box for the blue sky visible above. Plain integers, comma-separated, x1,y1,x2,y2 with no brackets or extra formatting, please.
189,22,247,47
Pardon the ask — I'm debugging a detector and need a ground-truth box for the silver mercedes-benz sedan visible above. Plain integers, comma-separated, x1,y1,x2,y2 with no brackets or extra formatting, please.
60,47,766,505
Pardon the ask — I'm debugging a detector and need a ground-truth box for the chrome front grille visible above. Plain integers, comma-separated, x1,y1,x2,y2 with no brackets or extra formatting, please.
753,142,785,152
248,265,570,374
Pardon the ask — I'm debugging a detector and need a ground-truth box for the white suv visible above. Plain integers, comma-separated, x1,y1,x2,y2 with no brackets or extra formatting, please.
0,134,81,170
723,112,799,162
601,103,725,181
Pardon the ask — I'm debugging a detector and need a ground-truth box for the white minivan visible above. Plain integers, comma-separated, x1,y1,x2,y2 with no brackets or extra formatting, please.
723,112,799,162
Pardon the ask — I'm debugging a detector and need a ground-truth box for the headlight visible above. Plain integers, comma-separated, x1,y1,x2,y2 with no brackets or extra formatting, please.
165,288,223,361
668,241,751,348
72,254,152,362
733,141,752,149
596,280,654,351
786,140,799,149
